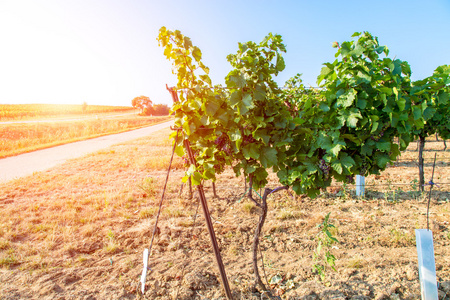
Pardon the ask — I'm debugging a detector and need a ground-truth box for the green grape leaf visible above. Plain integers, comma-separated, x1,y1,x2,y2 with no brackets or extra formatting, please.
331,161,343,174
229,90,241,106
191,171,203,185
341,134,360,144
305,162,318,175
397,97,406,111
356,98,367,109
175,143,185,157
337,89,356,108
317,65,333,84
229,73,246,88
199,74,212,86
242,143,259,160
254,129,270,144
423,107,436,120
376,154,391,168
260,147,277,168
205,99,220,116
255,84,266,101
192,46,202,62
346,111,362,128
230,129,242,142
239,93,254,114
319,102,330,112
371,121,379,133
438,91,449,105
245,164,256,174
340,154,355,173
412,106,422,120
378,87,392,95
329,143,344,157
376,141,391,151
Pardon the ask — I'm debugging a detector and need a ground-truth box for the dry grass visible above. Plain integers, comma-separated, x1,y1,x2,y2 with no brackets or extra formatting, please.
0,103,136,121
0,127,185,270
0,115,172,158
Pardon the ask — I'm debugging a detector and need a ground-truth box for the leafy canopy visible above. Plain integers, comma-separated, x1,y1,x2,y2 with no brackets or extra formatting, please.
158,28,447,198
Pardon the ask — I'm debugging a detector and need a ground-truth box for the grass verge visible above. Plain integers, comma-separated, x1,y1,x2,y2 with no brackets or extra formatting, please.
0,115,172,158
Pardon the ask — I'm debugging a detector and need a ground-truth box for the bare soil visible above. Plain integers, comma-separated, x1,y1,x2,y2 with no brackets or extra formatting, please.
0,129,449,299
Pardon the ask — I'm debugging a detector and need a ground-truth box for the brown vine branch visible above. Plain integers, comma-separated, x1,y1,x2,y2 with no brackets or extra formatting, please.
247,173,262,208
252,185,289,293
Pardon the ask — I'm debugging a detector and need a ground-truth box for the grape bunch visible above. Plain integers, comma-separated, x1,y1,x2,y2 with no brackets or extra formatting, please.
346,175,355,184
241,132,257,146
370,130,384,141
214,135,232,155
181,148,200,166
370,126,388,141
214,135,227,149
182,155,189,166
240,125,257,146
359,159,371,176
318,159,330,178
223,144,232,156
213,156,226,172
243,134,256,145
359,164,367,176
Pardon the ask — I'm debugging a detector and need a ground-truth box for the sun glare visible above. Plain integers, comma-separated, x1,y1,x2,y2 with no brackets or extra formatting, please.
0,1,126,106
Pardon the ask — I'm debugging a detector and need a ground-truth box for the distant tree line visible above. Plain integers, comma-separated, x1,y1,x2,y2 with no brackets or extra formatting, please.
131,96,170,116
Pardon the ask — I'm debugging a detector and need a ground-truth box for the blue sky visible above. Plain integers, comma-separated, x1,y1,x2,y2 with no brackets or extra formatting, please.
0,0,449,107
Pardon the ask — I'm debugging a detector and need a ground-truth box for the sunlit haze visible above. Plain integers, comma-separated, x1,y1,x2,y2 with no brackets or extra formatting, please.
1,0,449,107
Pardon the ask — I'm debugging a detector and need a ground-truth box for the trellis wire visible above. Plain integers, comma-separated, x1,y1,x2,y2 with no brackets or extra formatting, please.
340,182,448,187
171,86,324,91
326,182,449,188
394,157,450,161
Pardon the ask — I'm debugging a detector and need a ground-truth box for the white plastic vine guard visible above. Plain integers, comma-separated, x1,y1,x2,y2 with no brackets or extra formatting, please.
140,248,149,294
415,229,438,299
356,175,365,197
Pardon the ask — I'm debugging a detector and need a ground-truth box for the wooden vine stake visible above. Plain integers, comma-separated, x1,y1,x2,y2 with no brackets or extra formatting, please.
167,86,233,300
141,129,180,294
415,153,438,299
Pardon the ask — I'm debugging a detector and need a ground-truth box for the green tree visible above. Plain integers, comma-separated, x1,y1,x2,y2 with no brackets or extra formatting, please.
132,96,152,114
144,103,170,116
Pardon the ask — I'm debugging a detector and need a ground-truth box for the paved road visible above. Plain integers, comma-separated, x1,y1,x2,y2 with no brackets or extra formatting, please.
0,120,174,183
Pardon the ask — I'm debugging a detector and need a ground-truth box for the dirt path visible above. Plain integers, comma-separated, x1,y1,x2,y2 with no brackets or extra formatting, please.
0,120,173,183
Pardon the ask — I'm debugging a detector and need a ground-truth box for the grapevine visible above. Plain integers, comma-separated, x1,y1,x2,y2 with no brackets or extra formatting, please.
157,27,449,293
409,64,450,190
277,32,419,197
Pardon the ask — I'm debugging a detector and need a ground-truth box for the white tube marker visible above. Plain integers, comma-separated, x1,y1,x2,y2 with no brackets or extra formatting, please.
415,229,438,299
140,248,149,294
356,175,365,197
